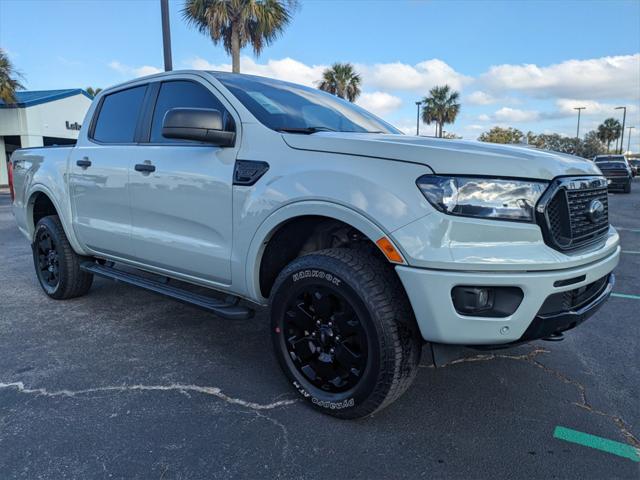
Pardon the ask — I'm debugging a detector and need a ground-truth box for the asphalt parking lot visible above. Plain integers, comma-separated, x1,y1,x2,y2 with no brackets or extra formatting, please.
1,182,639,479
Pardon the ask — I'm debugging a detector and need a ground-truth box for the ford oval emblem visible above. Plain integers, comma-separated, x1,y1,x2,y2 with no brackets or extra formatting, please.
588,199,605,223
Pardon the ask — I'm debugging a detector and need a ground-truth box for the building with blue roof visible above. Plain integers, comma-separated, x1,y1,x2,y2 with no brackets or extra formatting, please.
1,89,92,185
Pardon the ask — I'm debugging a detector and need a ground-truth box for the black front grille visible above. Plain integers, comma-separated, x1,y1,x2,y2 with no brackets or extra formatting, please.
537,177,609,251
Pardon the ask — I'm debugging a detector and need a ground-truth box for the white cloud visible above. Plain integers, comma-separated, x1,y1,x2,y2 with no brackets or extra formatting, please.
494,107,540,122
477,114,490,122
555,98,638,117
481,54,640,99
186,56,326,87
356,91,402,116
109,61,162,78
357,59,471,93
466,91,497,105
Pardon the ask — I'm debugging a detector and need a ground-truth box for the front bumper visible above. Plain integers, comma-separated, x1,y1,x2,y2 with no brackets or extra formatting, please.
395,246,620,345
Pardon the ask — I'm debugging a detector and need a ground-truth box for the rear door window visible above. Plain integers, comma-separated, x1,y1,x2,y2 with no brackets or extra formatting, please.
149,80,231,144
92,85,147,143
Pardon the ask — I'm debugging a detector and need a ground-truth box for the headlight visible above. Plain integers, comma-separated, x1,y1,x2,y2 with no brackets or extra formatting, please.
416,175,548,222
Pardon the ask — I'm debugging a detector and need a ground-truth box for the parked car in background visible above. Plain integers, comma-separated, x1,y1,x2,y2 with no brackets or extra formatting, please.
9,71,620,418
594,155,633,193
628,158,639,177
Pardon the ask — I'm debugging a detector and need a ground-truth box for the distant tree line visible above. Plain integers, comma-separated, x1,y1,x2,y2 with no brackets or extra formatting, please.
477,119,625,159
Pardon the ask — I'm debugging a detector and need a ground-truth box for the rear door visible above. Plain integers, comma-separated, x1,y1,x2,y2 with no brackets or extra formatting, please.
127,77,238,285
70,84,148,257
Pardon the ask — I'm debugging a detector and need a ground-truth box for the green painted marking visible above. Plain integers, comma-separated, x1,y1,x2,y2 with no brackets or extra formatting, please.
612,293,640,300
553,426,640,462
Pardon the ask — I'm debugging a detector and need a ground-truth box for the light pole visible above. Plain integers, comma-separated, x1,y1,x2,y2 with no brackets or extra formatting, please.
627,126,635,154
160,0,173,71
615,106,626,154
415,101,422,136
574,106,586,154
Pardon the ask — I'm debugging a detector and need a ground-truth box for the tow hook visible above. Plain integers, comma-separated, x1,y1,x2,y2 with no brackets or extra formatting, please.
543,332,565,342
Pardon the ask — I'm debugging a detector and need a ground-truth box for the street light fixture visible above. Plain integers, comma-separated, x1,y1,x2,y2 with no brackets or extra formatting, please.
615,106,626,154
627,126,635,154
574,107,586,155
415,101,422,136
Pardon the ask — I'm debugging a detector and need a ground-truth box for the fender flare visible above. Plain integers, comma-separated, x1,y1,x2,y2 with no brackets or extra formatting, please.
244,200,406,302
26,184,88,255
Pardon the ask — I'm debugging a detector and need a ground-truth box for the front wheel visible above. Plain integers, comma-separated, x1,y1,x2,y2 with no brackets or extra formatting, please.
624,182,631,193
270,248,422,419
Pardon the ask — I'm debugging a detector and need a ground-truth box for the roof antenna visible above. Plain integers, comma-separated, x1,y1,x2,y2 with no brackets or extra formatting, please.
161,0,173,72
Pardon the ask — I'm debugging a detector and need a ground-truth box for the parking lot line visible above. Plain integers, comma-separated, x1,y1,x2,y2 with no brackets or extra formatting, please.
621,251,640,255
612,293,640,300
553,426,640,462
614,226,640,233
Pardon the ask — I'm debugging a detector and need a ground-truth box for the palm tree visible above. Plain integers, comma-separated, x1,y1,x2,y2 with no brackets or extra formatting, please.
183,0,297,74
0,49,25,104
317,63,362,102
597,118,622,152
86,87,102,98
421,85,460,138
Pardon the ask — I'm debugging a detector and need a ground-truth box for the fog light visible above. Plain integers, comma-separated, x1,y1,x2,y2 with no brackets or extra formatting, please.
452,287,495,314
451,286,524,318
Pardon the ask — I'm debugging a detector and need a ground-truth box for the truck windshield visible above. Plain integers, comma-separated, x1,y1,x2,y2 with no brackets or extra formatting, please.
214,73,401,135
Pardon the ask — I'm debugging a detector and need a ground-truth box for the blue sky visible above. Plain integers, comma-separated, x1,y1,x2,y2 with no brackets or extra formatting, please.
1,0,639,149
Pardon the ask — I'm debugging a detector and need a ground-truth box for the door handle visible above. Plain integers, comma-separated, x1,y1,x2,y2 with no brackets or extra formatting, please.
134,163,156,173
76,158,92,168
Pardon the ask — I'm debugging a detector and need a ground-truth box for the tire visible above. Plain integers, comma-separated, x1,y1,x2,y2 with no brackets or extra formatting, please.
624,182,631,193
32,215,93,299
270,248,422,419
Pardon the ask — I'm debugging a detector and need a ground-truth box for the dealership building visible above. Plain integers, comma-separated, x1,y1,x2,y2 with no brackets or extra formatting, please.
0,89,92,186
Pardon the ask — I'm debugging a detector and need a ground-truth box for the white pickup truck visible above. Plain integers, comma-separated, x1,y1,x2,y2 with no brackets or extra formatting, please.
9,71,619,418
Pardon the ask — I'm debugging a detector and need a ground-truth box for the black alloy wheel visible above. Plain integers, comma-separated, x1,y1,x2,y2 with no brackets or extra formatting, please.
283,285,369,393
35,228,60,288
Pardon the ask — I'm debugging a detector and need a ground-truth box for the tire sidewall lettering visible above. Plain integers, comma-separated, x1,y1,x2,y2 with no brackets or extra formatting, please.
291,269,342,287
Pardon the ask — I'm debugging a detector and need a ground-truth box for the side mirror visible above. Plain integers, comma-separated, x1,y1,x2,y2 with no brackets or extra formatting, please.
162,107,235,147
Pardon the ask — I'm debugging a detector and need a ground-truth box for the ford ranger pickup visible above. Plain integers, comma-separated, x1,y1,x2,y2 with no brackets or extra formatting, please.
9,71,620,418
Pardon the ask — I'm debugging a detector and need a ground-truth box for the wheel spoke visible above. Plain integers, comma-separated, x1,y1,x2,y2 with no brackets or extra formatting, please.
334,342,363,369
290,336,316,361
311,290,333,318
286,304,315,331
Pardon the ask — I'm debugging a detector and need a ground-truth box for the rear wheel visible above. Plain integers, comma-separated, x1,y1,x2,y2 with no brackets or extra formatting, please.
33,215,93,299
270,248,421,419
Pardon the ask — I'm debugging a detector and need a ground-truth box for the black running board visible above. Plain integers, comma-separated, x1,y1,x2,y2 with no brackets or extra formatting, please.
80,262,254,320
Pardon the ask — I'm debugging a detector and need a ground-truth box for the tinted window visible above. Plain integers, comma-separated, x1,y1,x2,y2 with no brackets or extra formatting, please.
215,73,401,135
150,80,230,143
93,86,147,143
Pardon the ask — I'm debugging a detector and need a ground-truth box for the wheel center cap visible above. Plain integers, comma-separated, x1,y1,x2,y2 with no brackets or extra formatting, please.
318,325,334,346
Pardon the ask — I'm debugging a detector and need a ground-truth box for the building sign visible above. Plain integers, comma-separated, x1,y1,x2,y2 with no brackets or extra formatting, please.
65,121,81,131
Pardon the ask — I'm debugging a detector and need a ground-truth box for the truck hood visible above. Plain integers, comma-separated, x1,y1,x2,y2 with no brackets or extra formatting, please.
282,132,601,180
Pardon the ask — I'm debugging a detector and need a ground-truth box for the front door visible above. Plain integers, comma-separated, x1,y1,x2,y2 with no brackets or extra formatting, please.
128,78,237,285
70,84,148,257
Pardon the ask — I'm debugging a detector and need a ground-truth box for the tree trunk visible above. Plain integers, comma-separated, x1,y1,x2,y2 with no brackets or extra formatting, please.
231,22,240,73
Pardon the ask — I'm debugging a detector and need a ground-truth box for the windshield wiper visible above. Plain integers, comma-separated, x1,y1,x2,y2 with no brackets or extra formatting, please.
277,126,337,134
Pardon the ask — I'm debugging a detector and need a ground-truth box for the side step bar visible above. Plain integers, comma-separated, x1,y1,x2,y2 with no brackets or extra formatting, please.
80,262,254,320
